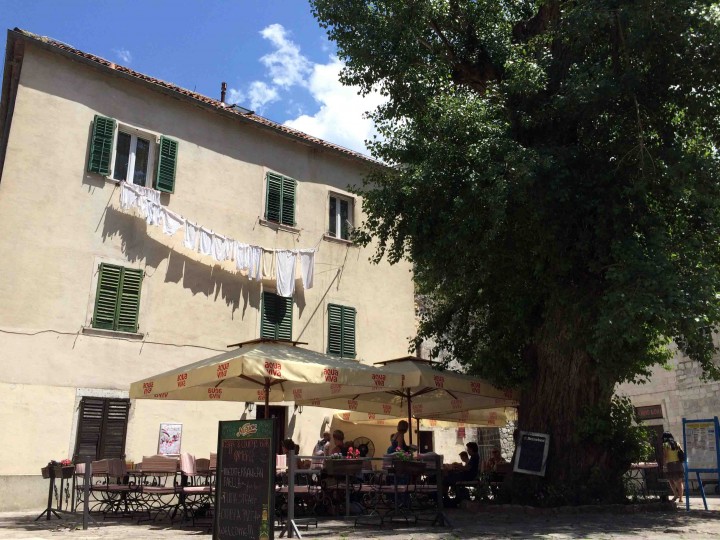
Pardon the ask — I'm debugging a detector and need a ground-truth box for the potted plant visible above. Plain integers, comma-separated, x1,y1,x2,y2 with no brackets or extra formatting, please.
391,451,426,476
41,459,74,479
324,447,363,476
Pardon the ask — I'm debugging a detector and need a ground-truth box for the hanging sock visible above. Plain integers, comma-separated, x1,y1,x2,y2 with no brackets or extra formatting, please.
199,227,213,256
162,208,185,236
184,221,199,251
276,250,297,298
248,245,263,280
299,249,315,290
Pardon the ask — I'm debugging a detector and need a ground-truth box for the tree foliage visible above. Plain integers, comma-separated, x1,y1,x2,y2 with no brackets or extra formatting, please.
312,0,720,502
312,0,720,385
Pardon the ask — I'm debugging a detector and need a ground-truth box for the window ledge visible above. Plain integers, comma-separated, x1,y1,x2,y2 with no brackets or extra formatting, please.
82,327,144,340
259,219,301,235
322,234,356,246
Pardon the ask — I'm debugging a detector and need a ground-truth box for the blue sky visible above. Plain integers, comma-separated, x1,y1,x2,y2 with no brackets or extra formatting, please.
0,0,382,154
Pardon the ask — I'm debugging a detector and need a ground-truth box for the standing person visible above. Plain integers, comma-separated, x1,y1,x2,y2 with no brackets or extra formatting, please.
662,432,685,503
387,420,410,453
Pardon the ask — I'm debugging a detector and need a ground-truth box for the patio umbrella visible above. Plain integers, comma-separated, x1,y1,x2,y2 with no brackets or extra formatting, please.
333,408,516,429
296,357,519,445
128,339,405,417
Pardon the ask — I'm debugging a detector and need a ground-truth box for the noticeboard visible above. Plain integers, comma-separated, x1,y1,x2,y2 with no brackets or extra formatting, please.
684,419,718,471
214,419,276,540
513,431,550,476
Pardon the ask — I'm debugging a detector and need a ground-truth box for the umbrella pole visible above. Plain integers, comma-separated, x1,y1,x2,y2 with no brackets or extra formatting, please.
407,389,413,447
264,378,270,419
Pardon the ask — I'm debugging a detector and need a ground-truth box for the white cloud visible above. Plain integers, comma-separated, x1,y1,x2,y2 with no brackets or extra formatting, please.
114,48,132,64
259,24,312,89
233,23,384,155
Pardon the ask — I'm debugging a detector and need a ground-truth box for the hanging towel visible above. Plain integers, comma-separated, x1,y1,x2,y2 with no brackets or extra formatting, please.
234,242,250,272
263,249,275,279
224,238,235,261
276,250,297,298
199,227,213,256
184,221,199,251
211,233,229,262
119,181,140,210
248,245,263,280
162,208,185,236
146,202,162,226
138,185,161,205
299,249,315,290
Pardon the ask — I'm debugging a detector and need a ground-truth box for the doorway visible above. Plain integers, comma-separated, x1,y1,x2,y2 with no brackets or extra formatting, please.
256,405,287,453
418,430,434,453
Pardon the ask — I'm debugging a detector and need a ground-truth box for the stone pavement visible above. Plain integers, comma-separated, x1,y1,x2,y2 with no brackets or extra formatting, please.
1,497,719,539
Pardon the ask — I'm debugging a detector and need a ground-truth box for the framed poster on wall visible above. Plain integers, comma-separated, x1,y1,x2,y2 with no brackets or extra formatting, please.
158,423,182,455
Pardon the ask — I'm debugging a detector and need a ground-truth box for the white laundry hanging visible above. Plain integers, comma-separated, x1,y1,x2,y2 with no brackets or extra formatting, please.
162,208,185,236
119,181,140,210
184,221,199,251
299,249,315,290
248,245,263,280
199,227,213,256
211,233,229,262
234,242,250,272
275,250,297,298
146,202,162,226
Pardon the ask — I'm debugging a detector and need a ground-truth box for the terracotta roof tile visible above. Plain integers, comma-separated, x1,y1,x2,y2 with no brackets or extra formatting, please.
12,28,380,166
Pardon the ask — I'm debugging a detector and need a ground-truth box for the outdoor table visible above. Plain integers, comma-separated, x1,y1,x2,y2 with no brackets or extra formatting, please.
626,462,659,498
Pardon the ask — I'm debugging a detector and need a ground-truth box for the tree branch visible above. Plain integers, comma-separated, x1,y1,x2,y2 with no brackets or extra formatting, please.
512,0,562,43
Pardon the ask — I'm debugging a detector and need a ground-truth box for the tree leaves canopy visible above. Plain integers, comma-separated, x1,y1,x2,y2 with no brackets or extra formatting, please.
312,0,720,390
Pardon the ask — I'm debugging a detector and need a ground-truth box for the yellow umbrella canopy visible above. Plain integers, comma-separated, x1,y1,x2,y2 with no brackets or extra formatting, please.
297,357,519,443
128,340,405,416
333,408,515,429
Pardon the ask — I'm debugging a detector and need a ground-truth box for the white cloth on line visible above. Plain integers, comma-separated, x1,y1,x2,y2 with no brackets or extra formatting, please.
234,242,250,272
138,184,161,205
275,250,297,298
263,249,275,279
119,181,140,210
184,221,199,251
299,249,315,290
199,227,213,256
248,245,263,280
146,202,162,226
162,208,185,236
211,233,229,262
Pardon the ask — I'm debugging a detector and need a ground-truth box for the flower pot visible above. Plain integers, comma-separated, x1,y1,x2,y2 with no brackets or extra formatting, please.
392,460,426,476
324,459,363,476
41,465,74,479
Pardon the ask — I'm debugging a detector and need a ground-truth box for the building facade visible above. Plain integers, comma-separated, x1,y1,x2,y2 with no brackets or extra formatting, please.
0,29,416,510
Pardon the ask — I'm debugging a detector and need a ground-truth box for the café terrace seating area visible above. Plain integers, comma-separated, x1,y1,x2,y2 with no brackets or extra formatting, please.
46,450,508,533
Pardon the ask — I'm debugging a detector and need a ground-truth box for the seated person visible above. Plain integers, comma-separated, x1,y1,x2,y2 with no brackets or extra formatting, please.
326,429,345,456
444,442,480,495
387,420,410,454
482,447,506,473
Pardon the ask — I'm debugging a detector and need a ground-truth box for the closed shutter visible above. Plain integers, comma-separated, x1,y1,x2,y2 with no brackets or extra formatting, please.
92,264,142,332
74,397,105,461
281,177,296,226
261,292,293,340
328,304,356,358
87,115,116,175
265,173,283,223
341,306,356,358
93,264,122,330
99,400,131,459
116,268,143,333
74,398,130,461
154,136,178,193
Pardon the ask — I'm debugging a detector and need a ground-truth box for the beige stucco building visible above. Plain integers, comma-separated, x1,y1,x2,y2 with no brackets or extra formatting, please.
0,29,417,511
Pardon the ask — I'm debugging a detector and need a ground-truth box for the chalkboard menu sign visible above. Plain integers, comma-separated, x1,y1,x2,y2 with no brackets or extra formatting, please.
513,431,550,477
214,419,276,540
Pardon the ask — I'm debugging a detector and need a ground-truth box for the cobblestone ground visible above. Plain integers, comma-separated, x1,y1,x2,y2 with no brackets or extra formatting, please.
1,497,719,539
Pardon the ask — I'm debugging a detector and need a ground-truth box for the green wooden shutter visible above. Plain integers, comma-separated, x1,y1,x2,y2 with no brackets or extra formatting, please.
93,264,122,330
281,177,296,226
341,306,356,358
87,115,116,175
265,173,283,223
154,136,178,193
261,292,292,340
116,268,143,333
327,304,343,356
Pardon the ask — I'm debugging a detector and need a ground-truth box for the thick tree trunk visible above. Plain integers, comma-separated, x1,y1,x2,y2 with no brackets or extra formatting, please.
510,307,621,504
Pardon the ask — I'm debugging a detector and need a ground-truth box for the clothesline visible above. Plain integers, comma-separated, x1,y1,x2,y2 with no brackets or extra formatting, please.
118,181,316,297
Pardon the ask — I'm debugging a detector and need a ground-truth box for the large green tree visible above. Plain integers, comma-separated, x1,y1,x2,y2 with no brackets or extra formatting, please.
312,0,720,502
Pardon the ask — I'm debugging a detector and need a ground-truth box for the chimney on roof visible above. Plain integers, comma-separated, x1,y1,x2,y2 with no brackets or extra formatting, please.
220,82,227,103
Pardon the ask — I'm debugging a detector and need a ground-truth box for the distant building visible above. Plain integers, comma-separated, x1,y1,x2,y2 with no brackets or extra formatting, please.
0,29,416,511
